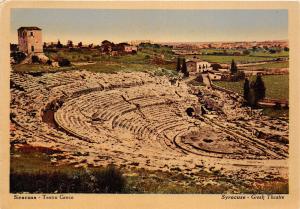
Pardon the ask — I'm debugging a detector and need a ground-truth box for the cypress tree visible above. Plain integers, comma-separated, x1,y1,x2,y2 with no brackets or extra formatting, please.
243,78,250,100
230,59,238,74
176,58,181,72
254,74,266,101
248,81,257,107
181,58,189,77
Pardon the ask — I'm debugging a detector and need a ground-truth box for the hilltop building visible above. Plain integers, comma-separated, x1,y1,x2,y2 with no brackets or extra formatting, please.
18,27,43,54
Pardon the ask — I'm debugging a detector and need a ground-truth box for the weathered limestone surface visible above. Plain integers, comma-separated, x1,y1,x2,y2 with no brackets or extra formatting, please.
10,71,288,184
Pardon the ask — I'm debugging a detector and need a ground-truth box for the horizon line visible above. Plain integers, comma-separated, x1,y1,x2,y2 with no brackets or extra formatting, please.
10,39,289,45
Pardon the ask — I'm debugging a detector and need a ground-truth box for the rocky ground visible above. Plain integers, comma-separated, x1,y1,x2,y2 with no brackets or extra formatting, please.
10,70,289,193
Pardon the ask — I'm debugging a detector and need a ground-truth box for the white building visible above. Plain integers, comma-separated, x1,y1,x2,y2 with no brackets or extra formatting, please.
124,45,138,53
186,59,213,75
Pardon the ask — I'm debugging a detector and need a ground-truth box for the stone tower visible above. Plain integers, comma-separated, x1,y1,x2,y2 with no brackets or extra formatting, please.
18,27,43,54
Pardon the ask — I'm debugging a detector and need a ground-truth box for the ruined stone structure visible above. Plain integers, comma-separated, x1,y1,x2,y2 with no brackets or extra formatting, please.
10,71,288,188
18,27,43,54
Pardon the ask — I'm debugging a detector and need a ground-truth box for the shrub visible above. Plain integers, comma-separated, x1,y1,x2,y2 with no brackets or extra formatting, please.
230,59,238,74
211,63,222,71
230,70,245,82
45,49,58,53
10,165,126,193
242,49,251,55
58,58,71,67
10,171,71,193
195,74,203,82
31,55,40,64
10,52,26,64
84,55,91,61
92,165,126,193
269,49,277,54
46,60,52,65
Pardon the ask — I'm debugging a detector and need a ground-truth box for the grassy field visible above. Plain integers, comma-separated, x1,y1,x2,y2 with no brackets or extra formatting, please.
215,74,289,100
196,55,276,64
250,50,289,58
189,49,289,64
247,61,289,69
199,49,241,54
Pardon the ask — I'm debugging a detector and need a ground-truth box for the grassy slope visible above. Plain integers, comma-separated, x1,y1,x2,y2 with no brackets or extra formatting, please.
13,46,176,74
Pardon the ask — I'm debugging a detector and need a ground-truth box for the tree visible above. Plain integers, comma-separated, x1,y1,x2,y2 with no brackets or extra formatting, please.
243,78,250,100
247,81,257,107
176,58,181,72
31,55,40,63
181,58,189,77
263,45,269,50
230,59,238,74
254,74,266,101
57,40,63,48
242,49,250,55
269,49,276,54
211,63,222,71
284,47,289,52
102,40,112,45
10,43,18,52
101,40,114,53
77,42,83,48
58,58,71,67
10,52,26,64
231,71,243,82
67,40,73,48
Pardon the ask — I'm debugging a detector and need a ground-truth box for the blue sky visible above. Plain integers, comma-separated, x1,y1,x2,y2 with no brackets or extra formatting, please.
11,9,288,44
